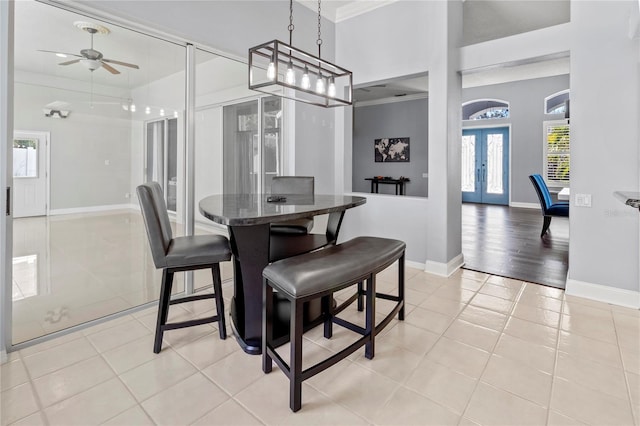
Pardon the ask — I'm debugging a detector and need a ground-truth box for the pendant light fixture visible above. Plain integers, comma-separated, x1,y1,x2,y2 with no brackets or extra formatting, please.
248,0,352,108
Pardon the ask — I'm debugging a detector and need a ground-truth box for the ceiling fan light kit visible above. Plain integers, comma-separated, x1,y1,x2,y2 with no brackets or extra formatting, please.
38,21,139,75
248,0,352,108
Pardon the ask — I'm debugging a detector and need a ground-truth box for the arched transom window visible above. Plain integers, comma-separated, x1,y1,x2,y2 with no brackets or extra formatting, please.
462,99,510,120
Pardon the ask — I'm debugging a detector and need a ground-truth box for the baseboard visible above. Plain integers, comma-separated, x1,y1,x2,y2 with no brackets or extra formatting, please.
424,253,465,277
49,204,136,216
509,202,539,209
565,278,640,309
406,260,426,271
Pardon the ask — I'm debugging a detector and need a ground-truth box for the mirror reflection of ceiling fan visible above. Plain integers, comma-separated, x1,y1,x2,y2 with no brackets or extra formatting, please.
38,21,140,75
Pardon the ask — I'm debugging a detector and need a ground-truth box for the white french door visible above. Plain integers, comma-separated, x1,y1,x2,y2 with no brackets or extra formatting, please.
12,131,48,218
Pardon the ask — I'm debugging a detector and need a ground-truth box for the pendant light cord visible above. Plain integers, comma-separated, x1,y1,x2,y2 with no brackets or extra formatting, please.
317,0,323,58
288,0,294,45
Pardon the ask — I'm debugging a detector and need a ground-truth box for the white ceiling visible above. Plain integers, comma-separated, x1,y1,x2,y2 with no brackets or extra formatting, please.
14,0,571,106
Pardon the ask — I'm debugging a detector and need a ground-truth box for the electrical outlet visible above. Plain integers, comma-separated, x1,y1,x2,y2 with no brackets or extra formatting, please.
575,193,592,207
104,160,110,166
125,193,131,199
422,173,428,178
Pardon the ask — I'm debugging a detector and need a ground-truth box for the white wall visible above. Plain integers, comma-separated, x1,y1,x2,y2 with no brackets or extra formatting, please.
13,76,133,211
336,1,463,273
566,0,640,305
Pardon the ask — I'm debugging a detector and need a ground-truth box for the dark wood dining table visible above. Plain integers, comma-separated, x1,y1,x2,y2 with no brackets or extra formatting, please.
199,193,366,354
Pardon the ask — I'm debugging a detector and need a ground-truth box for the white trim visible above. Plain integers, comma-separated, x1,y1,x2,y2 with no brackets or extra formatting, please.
424,253,465,277
335,0,397,22
406,260,425,271
49,204,135,216
565,278,640,309
510,202,539,209
354,93,428,108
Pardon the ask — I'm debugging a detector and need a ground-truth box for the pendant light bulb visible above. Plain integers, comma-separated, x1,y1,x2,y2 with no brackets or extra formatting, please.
145,106,151,115
301,66,310,90
315,73,325,94
160,108,165,117
286,61,295,85
130,103,136,112
266,54,276,81
328,77,336,97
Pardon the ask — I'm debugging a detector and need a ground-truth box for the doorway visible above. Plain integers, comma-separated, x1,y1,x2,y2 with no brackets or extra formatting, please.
12,131,49,218
461,127,509,205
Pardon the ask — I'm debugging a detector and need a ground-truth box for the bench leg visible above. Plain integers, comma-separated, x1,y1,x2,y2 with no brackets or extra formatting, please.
399,253,405,321
357,282,364,312
262,280,273,374
154,269,173,354
212,264,227,339
322,295,333,339
290,299,304,412
365,273,376,360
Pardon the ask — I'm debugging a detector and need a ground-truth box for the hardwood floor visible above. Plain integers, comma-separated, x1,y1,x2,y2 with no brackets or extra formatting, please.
461,203,569,289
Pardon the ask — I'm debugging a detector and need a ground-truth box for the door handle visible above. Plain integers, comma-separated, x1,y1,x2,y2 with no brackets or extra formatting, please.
6,187,10,216
482,164,486,182
476,169,480,181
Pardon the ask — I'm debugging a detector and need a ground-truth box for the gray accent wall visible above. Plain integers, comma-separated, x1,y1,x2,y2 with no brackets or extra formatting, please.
352,98,428,197
462,74,570,204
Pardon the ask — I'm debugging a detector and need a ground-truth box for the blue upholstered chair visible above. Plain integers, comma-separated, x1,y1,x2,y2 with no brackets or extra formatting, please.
529,174,569,237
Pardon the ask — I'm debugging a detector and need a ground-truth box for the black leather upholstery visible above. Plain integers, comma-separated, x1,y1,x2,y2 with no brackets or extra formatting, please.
263,236,406,298
262,235,405,412
137,182,231,268
136,181,231,353
270,176,315,235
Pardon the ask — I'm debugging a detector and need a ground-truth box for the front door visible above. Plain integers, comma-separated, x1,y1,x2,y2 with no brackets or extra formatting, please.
461,127,509,205
13,131,48,217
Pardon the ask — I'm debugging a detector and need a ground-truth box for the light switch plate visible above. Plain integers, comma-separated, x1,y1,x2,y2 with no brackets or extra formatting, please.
575,193,592,207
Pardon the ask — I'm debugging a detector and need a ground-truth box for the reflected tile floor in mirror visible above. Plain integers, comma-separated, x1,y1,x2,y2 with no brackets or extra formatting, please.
12,210,233,344
2,267,638,425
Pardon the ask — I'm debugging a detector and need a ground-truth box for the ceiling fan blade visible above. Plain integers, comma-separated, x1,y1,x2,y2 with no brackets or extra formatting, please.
100,61,120,75
59,59,81,66
38,50,82,58
102,58,139,69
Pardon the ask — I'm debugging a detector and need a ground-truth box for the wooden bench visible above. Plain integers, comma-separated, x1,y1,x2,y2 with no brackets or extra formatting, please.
262,236,406,412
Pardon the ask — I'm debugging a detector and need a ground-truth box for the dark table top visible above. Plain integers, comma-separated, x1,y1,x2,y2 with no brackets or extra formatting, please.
365,178,410,183
199,194,367,226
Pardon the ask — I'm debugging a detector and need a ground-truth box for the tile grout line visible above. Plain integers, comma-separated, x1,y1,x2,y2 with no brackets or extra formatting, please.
544,290,568,425
457,278,537,425
611,309,639,426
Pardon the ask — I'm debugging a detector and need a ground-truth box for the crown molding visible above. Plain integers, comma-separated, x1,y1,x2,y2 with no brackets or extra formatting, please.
296,1,397,23
335,1,398,23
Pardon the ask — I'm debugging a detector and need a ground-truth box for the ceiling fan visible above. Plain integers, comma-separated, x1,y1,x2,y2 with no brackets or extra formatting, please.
39,21,139,75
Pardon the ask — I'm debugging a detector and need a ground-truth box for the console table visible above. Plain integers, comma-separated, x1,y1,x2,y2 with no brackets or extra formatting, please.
365,177,410,195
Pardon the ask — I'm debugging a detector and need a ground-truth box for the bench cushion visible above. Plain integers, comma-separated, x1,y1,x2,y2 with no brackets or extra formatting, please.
263,236,405,299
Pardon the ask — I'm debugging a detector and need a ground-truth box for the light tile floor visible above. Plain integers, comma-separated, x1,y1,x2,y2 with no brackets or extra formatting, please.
2,266,639,425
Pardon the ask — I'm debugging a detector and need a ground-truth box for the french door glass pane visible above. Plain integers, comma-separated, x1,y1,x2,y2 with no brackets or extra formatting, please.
461,134,476,192
486,134,504,194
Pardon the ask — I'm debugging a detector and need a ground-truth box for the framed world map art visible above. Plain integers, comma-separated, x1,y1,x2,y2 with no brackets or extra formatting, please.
374,138,410,162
